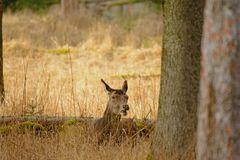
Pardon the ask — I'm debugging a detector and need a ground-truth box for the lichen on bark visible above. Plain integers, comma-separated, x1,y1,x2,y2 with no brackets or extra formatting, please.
197,1,240,160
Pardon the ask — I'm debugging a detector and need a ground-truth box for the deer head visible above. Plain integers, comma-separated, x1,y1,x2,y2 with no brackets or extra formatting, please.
101,79,129,116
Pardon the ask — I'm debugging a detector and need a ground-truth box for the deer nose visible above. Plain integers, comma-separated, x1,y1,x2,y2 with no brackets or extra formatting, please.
123,105,129,111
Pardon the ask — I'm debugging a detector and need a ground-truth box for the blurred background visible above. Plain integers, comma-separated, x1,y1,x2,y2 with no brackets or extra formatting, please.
1,0,162,119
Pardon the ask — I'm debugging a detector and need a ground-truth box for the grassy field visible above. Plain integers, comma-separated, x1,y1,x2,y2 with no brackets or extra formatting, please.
0,6,161,160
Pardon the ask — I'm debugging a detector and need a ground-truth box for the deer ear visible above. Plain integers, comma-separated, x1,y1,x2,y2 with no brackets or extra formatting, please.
122,80,128,93
101,79,113,93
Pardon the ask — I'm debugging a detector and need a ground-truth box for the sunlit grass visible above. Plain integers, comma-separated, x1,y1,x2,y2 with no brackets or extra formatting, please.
0,5,162,160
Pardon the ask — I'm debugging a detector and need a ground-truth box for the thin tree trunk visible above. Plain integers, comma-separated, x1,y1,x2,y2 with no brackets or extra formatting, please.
151,1,204,159
0,0,4,103
197,1,240,160
61,0,79,17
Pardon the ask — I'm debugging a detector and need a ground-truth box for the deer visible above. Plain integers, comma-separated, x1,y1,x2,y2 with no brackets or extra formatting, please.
89,79,138,145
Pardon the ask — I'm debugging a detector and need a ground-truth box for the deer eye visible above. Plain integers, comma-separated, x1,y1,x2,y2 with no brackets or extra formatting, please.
112,95,117,99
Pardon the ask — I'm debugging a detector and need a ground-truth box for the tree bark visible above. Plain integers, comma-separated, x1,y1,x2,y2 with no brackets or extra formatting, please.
61,0,79,17
197,1,240,160
151,1,204,159
0,0,4,103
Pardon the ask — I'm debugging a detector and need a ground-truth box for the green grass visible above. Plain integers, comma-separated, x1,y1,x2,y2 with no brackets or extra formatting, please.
48,48,71,55
111,73,160,79
0,126,12,135
0,120,82,135
63,119,78,126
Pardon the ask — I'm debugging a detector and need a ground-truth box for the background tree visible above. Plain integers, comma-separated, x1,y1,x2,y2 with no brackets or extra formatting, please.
0,0,4,103
61,0,79,16
197,1,240,160
151,1,204,159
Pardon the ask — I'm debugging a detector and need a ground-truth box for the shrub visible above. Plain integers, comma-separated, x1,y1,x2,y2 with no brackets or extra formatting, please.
3,0,60,12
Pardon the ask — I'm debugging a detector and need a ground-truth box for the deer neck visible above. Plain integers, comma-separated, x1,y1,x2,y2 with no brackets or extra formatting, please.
103,102,121,124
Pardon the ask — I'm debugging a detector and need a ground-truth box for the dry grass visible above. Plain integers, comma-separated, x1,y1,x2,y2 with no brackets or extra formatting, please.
0,126,152,160
0,5,161,160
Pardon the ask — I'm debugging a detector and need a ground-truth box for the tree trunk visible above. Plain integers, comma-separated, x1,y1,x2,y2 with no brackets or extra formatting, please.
61,0,79,17
197,1,240,160
151,1,204,160
0,0,4,103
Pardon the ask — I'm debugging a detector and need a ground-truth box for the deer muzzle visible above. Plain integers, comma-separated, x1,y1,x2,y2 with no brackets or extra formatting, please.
123,104,129,111
121,104,129,116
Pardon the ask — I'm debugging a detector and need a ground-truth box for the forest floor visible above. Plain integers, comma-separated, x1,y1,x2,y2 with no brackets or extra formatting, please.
0,6,161,160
